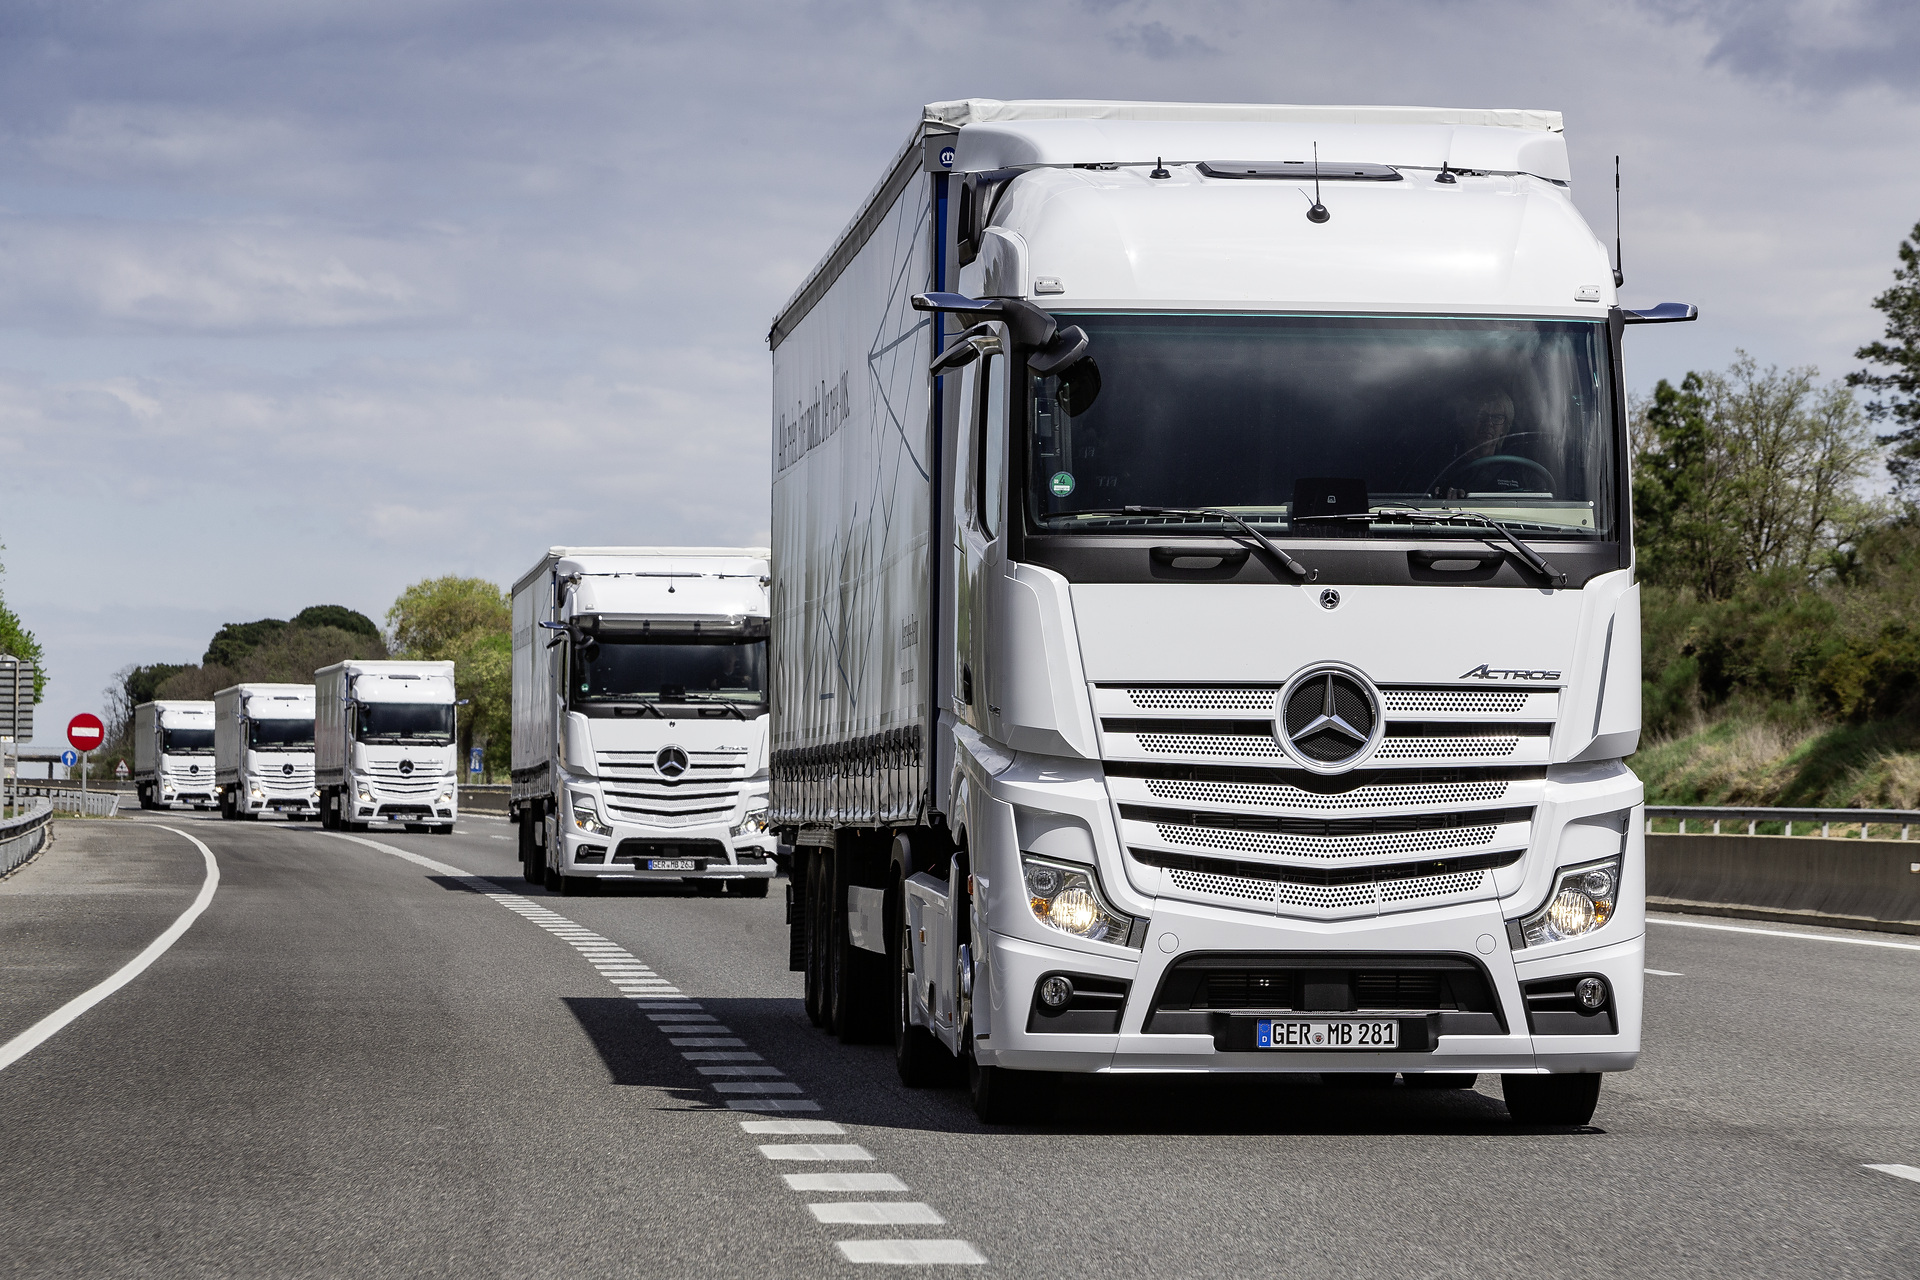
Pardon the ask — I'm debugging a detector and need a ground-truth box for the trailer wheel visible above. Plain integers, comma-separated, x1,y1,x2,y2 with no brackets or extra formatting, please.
803,852,830,1028
1502,1072,1601,1126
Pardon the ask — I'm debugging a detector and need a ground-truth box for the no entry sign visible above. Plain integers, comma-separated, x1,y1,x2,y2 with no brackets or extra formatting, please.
67,713,105,753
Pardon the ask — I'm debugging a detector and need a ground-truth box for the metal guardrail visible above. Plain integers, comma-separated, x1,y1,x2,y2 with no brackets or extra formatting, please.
1,797,53,876
12,783,120,818
1646,805,1918,840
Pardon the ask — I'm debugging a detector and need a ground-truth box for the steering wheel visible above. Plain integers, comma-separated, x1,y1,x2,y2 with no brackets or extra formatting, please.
1429,451,1556,496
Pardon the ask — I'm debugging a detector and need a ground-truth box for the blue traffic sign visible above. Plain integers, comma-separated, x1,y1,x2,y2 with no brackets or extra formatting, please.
60,749,78,768
469,746,483,775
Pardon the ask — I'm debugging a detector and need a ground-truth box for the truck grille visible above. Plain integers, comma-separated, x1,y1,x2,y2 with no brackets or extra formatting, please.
366,760,448,796
1094,681,1556,920
597,749,748,828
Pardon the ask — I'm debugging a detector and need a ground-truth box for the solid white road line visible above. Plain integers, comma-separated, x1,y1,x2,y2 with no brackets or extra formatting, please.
1650,916,1920,952
785,1173,909,1192
0,825,220,1075
836,1240,985,1265
1866,1164,1920,1185
1644,969,1684,976
810,1203,945,1225
760,1144,873,1161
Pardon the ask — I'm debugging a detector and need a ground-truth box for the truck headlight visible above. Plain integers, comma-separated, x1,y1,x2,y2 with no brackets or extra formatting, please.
731,806,770,837
1021,854,1134,946
249,788,264,802
1519,858,1621,948
571,792,612,838
356,782,372,802
438,787,454,804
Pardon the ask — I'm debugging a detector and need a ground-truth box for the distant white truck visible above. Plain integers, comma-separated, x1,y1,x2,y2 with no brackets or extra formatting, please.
314,659,459,833
213,683,320,821
133,700,218,810
510,547,776,896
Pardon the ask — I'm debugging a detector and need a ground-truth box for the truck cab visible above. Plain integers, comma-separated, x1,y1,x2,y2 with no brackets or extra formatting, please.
315,660,459,833
214,683,320,820
510,548,776,895
133,700,217,810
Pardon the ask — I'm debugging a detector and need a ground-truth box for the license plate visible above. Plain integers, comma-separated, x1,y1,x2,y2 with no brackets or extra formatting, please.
1257,1019,1398,1049
648,858,699,871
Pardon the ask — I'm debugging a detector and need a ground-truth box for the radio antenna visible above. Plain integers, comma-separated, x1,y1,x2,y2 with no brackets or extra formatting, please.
1307,141,1330,223
1612,155,1624,288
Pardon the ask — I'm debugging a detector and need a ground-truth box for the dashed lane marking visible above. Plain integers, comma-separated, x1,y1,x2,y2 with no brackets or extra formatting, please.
1866,1164,1920,1185
837,1240,986,1265
1645,968,1683,976
785,1174,910,1192
1650,916,1920,952
759,1144,874,1161
811,1203,945,1225
303,829,979,1263
0,826,220,1075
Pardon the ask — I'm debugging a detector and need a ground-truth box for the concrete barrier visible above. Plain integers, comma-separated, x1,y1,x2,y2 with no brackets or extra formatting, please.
1647,833,1920,936
461,785,510,815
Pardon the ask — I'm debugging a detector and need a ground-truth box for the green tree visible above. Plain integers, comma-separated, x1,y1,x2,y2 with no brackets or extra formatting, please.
1850,218,1920,500
387,577,510,660
1632,354,1878,597
291,604,381,639
387,577,511,779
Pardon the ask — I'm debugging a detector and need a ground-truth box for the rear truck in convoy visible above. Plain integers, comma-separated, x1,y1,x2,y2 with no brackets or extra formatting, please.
509,547,776,896
769,99,1696,1124
314,659,459,833
132,700,218,810
213,683,320,820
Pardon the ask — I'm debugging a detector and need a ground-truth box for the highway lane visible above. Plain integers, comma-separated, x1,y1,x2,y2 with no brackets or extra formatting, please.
1,812,1916,1277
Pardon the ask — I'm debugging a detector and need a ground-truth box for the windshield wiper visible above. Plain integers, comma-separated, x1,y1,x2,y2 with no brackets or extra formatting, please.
1315,508,1568,587
1059,506,1316,580
681,693,750,720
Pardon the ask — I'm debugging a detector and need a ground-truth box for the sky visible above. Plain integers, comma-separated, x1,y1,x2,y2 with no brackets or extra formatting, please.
1,0,1917,751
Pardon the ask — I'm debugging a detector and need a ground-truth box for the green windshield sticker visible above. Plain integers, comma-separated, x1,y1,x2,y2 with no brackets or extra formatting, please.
1049,472,1076,497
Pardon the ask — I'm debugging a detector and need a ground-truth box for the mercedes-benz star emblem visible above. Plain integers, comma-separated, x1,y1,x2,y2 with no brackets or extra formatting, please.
283,762,295,776
1277,665,1383,773
1319,588,1341,610
399,759,414,776
655,745,690,780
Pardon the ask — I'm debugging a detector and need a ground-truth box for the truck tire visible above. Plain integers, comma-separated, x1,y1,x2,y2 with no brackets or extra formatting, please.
218,789,235,820
894,901,945,1087
519,811,543,884
1502,1072,1601,1126
968,1043,1045,1123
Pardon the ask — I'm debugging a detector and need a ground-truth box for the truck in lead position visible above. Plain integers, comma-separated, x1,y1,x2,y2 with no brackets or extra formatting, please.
132,700,217,810
769,99,1694,1123
213,683,320,820
315,659,459,833
509,548,776,895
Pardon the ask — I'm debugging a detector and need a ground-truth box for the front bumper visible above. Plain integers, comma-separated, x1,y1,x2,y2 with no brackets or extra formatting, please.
556,818,778,882
974,896,1642,1075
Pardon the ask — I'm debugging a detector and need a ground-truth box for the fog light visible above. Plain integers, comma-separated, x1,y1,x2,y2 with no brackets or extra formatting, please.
1574,976,1609,1010
1038,975,1075,1009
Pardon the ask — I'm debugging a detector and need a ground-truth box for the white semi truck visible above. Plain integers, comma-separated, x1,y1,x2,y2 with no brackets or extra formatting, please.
213,683,320,820
510,547,776,896
315,659,458,833
770,99,1695,1124
132,700,218,810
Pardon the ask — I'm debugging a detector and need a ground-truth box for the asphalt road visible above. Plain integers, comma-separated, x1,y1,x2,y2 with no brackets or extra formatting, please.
0,812,1915,1278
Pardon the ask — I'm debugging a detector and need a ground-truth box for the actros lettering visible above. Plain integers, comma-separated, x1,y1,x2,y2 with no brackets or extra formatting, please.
1459,664,1562,681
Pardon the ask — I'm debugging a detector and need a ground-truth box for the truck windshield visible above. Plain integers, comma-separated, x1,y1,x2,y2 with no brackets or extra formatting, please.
1027,314,1615,539
572,637,767,706
249,719,315,750
354,703,454,744
161,727,215,753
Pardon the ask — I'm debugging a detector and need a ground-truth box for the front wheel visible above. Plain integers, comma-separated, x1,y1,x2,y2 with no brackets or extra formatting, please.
968,1045,1044,1124
1502,1072,1601,1126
